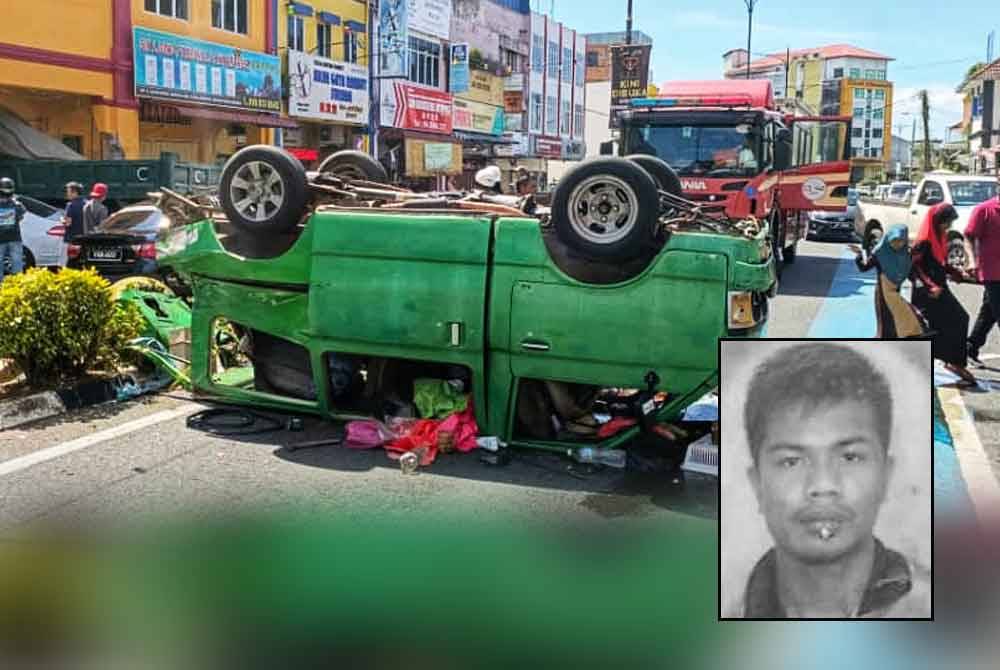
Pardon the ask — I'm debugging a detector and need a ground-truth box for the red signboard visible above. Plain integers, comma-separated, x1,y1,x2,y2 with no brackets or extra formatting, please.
286,148,319,162
382,82,453,134
534,136,562,159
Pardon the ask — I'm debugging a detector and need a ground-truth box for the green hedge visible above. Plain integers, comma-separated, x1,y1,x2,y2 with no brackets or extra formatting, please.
0,269,143,387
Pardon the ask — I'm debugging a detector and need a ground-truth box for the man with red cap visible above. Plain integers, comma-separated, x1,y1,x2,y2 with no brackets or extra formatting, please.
82,182,109,235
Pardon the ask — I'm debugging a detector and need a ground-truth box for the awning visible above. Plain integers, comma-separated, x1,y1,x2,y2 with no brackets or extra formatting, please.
317,11,340,25
0,108,85,160
174,106,299,129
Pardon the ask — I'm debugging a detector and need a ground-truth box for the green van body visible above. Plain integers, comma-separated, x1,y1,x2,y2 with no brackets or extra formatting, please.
158,209,775,451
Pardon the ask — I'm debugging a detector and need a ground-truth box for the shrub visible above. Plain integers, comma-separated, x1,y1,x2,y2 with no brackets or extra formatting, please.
0,268,144,387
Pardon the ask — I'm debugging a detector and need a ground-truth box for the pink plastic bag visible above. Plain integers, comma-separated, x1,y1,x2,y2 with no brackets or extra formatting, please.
344,420,392,449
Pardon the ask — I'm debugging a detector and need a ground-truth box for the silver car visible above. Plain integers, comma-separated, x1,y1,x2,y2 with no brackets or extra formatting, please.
1,195,66,273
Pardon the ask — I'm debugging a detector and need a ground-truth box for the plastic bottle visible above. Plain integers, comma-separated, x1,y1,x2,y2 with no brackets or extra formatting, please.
570,447,627,469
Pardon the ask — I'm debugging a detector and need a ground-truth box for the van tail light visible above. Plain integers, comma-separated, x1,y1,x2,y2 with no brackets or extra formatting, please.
134,243,157,260
46,224,66,237
67,244,81,259
728,291,757,330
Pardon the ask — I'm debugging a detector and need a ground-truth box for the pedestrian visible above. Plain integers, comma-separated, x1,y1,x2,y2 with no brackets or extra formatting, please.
910,203,977,385
0,176,27,284
964,169,1000,365
850,224,926,339
62,181,86,242
82,182,109,235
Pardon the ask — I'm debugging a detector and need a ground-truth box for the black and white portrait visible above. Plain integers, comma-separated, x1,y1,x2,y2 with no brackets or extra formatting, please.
720,340,932,619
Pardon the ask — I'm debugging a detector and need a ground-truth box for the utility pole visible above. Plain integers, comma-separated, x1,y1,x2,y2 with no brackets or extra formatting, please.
744,0,759,80
784,47,790,98
910,118,916,181
626,0,633,45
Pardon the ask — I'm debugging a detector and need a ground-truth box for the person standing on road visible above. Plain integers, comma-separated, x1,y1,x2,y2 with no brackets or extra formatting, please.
911,203,978,386
964,171,1000,365
82,182,109,235
850,224,926,339
0,177,27,284
62,181,86,242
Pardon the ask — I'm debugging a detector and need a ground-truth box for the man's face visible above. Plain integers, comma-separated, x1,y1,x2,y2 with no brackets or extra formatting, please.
748,400,892,565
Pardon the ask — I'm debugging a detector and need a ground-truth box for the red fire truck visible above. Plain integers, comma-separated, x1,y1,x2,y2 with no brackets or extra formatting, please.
605,79,852,275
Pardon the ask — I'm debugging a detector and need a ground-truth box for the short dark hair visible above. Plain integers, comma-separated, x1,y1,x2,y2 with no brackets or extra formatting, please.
66,181,83,196
743,343,892,465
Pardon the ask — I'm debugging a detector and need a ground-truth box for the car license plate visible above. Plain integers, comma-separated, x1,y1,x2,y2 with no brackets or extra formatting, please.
88,247,122,261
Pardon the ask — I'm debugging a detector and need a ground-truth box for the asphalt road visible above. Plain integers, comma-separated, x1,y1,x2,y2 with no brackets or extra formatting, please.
2,239,997,529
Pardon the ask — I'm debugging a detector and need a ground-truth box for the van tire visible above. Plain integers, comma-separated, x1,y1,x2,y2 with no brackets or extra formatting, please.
318,150,389,183
220,145,309,237
551,157,660,262
625,154,683,197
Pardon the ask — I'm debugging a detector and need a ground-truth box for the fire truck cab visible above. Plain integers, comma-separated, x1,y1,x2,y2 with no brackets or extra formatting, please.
605,79,851,275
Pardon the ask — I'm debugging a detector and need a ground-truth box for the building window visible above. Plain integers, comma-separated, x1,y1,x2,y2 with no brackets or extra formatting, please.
548,42,559,78
562,47,573,83
872,129,883,139
852,127,864,138
849,67,861,78
530,93,543,132
575,54,584,84
574,103,584,138
872,108,884,119
874,89,885,100
503,49,524,75
288,16,304,52
854,88,866,99
212,0,247,34
344,30,359,63
409,36,441,88
853,107,866,119
586,50,598,67
145,0,188,19
545,95,558,134
316,23,332,58
532,35,544,73
561,99,571,134
833,67,844,78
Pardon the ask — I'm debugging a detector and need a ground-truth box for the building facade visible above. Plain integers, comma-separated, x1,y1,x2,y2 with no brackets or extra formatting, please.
958,58,1000,174
724,44,894,182
279,0,371,168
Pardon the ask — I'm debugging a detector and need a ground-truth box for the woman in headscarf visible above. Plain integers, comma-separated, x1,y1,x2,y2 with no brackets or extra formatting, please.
911,203,977,385
851,223,926,338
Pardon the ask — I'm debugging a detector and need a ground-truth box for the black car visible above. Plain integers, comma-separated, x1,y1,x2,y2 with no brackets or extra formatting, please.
67,205,166,280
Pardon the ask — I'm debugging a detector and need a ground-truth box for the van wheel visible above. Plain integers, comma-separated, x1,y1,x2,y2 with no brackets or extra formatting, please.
318,150,389,183
947,235,969,270
624,154,682,197
220,145,308,237
864,223,883,252
551,157,660,262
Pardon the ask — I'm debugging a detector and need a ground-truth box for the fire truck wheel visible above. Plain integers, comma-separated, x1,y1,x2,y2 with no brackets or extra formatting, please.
220,145,309,237
318,150,389,183
552,157,660,262
625,154,683,197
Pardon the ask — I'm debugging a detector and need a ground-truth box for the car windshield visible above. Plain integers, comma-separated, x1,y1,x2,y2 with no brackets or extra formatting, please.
18,196,60,218
96,209,162,235
949,181,997,207
625,124,761,177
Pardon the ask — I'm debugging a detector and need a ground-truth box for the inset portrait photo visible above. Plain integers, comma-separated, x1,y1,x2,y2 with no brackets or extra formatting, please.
719,339,932,620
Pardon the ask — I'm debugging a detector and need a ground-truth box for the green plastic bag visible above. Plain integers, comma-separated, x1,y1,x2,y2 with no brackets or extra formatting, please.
413,378,468,419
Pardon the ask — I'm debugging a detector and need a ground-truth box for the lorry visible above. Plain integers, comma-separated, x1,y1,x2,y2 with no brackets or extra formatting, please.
0,153,222,209
604,79,852,276
152,145,775,453
856,173,998,266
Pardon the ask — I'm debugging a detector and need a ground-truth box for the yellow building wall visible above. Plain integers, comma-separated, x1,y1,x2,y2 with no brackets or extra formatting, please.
802,60,823,111
278,1,369,62
840,79,894,179
0,0,114,62
132,0,267,52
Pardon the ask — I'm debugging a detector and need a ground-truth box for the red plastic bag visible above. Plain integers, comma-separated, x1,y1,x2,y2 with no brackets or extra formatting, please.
384,404,480,466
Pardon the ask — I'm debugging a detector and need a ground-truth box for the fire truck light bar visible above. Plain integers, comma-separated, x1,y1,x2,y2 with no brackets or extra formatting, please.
629,94,755,108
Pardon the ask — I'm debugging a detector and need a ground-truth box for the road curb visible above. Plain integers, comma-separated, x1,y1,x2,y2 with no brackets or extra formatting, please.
0,374,167,431
937,387,1000,526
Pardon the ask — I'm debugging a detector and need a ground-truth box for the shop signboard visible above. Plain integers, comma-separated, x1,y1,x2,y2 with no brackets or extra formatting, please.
453,98,504,136
405,138,461,176
288,52,369,125
504,112,523,132
407,0,451,40
449,44,470,94
533,136,563,159
464,70,504,107
424,142,454,171
133,27,281,113
609,43,652,127
380,82,453,134
503,91,524,114
495,132,529,158
379,0,409,78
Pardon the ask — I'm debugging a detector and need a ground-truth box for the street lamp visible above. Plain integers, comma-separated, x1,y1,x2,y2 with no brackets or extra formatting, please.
744,0,759,80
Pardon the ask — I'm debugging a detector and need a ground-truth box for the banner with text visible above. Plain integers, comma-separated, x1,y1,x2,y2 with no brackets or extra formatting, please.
379,0,409,78
609,43,652,127
288,52,369,125
381,82,453,134
449,43,470,93
408,0,452,40
133,27,281,113
453,98,504,136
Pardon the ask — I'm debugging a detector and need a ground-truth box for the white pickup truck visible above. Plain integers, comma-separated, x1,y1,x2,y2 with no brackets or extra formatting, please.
856,173,997,266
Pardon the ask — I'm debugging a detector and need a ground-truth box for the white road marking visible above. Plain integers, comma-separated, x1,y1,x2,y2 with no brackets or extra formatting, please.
0,404,200,477
938,387,1000,526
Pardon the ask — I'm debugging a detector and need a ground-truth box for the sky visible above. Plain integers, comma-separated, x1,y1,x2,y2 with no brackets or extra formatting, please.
538,0,999,139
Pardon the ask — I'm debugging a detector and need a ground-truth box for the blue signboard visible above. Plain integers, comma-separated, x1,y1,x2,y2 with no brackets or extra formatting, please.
449,43,469,94
379,0,408,78
133,27,281,113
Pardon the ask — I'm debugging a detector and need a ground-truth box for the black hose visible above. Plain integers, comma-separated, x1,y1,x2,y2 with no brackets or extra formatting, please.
185,407,285,436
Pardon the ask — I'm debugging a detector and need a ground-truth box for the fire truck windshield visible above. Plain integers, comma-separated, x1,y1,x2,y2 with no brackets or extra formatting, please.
624,124,763,178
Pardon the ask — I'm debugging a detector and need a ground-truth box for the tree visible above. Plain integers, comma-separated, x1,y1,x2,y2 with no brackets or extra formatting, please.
920,89,932,171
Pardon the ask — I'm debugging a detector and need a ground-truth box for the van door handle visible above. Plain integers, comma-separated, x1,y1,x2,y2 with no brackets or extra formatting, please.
520,339,550,352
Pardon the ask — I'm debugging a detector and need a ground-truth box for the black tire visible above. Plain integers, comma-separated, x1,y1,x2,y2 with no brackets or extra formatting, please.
318,150,388,183
625,154,682,197
551,157,660,262
864,223,883,252
219,145,308,237
947,235,969,270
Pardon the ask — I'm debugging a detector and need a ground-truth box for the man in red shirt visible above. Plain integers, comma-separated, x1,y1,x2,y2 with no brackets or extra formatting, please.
966,166,1000,364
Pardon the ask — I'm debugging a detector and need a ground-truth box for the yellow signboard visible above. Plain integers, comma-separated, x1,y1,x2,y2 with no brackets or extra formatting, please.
463,70,504,107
